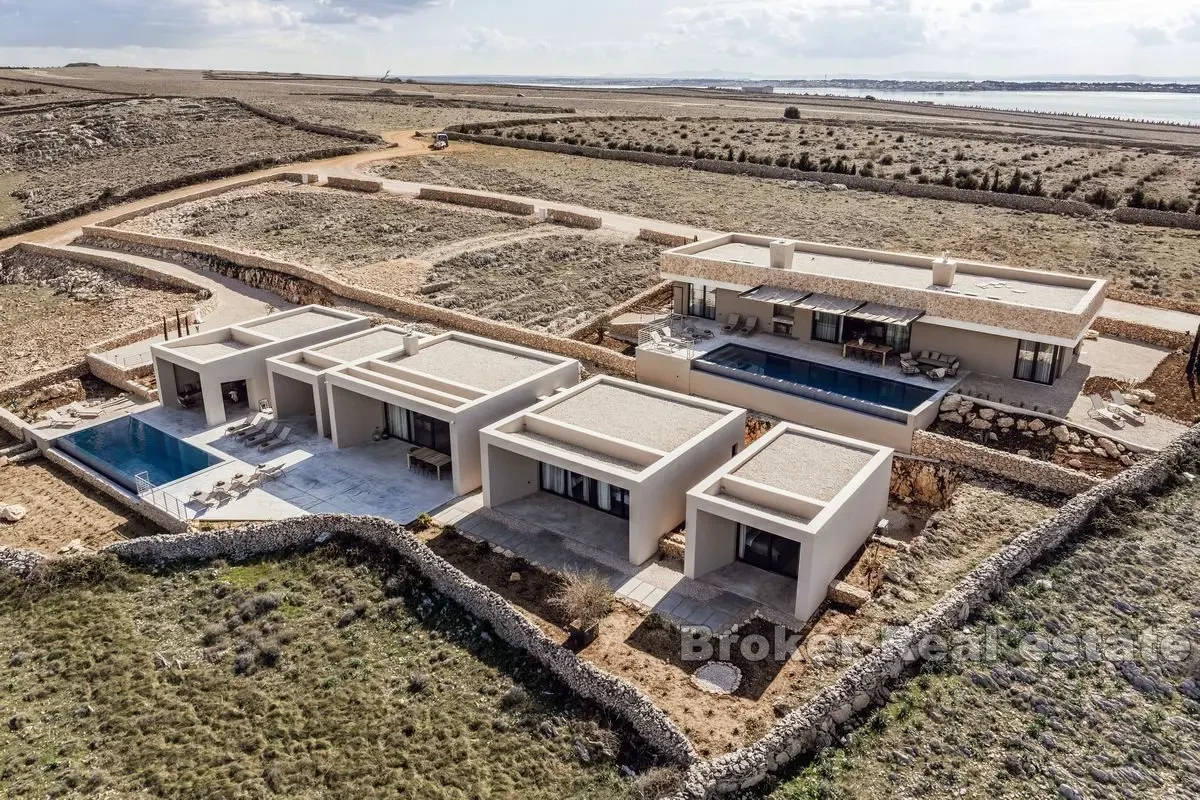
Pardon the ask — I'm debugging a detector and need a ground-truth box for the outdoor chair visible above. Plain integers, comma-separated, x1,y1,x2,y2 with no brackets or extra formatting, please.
925,367,947,381
647,330,668,350
235,417,270,440
900,361,921,376
42,410,80,429
722,314,741,333
1108,390,1146,424
254,462,286,481
1087,394,1126,428
737,316,758,335
946,359,961,377
244,421,279,446
258,426,293,451
226,413,265,436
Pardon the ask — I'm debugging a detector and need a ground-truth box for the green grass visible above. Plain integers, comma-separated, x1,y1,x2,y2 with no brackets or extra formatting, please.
0,544,653,798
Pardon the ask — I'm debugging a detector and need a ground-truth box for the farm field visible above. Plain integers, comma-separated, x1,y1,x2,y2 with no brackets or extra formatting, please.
0,97,366,227
370,147,1200,299
486,117,1200,210
0,546,653,799
0,249,200,382
760,465,1200,800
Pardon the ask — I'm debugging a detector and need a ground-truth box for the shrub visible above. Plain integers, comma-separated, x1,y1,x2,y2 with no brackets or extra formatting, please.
783,106,800,119
550,570,613,628
412,512,434,531
1166,197,1191,213
879,154,894,166
630,768,683,800
908,164,923,175
895,134,905,143
737,149,747,162
1085,186,1117,208
408,672,430,692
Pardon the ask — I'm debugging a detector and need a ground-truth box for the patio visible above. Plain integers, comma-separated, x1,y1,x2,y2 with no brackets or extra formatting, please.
139,406,456,523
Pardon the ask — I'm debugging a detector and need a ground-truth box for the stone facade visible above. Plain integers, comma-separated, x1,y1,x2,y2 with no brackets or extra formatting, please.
889,455,961,507
911,430,1101,495
76,227,639,377
1093,316,1192,350
672,423,1200,798
325,176,383,193
417,188,534,216
545,208,602,230
640,229,698,248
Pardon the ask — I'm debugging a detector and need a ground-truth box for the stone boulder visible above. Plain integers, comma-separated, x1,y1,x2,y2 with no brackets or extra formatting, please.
1051,425,1070,443
997,417,1015,429
1134,389,1156,404
1097,438,1121,459
969,418,992,430
939,412,964,424
1028,419,1046,432
978,408,996,421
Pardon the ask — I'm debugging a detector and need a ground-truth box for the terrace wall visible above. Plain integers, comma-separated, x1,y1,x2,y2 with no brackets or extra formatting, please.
325,176,382,193
545,208,602,230
673,422,1200,797
416,188,535,216
910,429,1101,495
1092,317,1192,350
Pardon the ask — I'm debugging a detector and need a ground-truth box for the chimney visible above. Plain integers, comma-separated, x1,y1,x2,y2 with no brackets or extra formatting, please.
769,239,795,269
402,334,420,356
932,254,957,287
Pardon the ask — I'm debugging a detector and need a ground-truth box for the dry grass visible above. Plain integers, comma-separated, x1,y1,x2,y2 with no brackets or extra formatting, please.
0,545,648,798
370,146,1200,300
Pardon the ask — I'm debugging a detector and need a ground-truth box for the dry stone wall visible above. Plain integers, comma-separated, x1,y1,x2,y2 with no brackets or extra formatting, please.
673,423,1200,798
325,176,382,193
1093,316,1192,349
0,546,45,578
640,229,698,248
545,208,602,230
911,429,1101,495
95,174,283,228
97,514,695,765
416,187,534,216
1107,287,1200,317
564,281,671,341
1112,206,1200,231
76,227,638,377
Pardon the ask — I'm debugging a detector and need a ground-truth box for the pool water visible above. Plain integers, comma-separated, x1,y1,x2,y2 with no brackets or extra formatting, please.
58,416,223,491
696,343,937,416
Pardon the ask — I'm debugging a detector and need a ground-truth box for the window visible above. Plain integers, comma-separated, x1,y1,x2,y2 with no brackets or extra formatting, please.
811,311,842,343
737,525,800,578
687,283,716,320
882,323,910,353
540,463,629,520
1013,339,1062,385
385,405,451,454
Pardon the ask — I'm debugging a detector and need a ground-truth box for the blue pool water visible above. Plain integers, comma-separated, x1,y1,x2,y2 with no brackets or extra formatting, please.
696,343,937,417
57,417,222,491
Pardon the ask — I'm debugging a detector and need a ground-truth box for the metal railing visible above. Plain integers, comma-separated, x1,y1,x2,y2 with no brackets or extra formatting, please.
135,471,190,521
637,313,695,359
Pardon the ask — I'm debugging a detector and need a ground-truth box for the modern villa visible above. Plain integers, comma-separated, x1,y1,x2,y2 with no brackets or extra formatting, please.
151,305,370,427
480,376,746,565
638,233,1107,450
685,423,893,622
321,332,580,495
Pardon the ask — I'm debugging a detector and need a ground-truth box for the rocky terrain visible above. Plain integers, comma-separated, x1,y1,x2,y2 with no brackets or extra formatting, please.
371,148,1200,299
761,468,1200,800
0,97,362,226
0,249,200,382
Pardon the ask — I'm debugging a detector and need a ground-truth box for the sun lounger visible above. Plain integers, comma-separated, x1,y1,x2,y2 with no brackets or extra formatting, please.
1087,394,1126,428
258,425,292,451
42,410,80,428
243,421,279,446
254,462,286,481
722,314,741,333
235,418,271,440
226,413,265,436
737,315,758,335
1108,390,1146,424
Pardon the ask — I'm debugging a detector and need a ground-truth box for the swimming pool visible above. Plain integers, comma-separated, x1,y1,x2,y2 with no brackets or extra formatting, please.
695,343,937,420
57,417,223,492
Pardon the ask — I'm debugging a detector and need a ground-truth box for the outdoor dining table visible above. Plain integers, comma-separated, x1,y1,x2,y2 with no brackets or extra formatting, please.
406,446,452,480
842,340,894,366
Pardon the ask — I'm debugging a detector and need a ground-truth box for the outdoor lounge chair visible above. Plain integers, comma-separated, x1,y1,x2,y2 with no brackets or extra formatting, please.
1108,390,1146,424
1087,394,1126,428
254,461,286,482
235,417,271,440
258,425,292,451
42,410,80,429
226,413,266,436
925,367,947,381
737,315,758,335
722,314,741,333
243,421,279,446
900,361,921,376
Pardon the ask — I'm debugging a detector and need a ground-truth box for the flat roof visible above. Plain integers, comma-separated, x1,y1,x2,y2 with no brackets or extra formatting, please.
240,308,349,339
684,238,1096,313
732,429,874,502
167,339,251,360
383,338,558,392
538,381,726,452
310,328,412,362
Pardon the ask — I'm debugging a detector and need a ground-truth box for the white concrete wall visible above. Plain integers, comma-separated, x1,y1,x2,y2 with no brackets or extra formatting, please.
481,443,541,507
328,384,385,448
910,320,1017,379
685,508,738,576
635,348,692,394
270,372,318,425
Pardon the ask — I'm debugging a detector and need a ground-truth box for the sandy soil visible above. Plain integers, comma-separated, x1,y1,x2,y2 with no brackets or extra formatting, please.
370,147,1200,299
0,460,159,554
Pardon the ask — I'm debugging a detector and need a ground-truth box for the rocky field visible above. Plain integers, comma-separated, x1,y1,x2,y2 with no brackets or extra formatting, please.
371,147,1200,300
0,546,653,798
0,97,364,226
0,249,201,382
759,465,1200,800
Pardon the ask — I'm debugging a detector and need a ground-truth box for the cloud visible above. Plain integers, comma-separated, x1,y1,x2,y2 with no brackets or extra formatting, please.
1131,25,1171,47
460,27,547,54
0,0,444,49
991,0,1032,13
1181,13,1200,42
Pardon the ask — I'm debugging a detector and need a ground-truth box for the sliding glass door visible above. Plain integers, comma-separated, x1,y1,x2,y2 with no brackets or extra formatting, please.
687,283,716,319
385,405,451,454
539,463,630,520
811,311,842,343
737,525,800,578
1013,340,1062,385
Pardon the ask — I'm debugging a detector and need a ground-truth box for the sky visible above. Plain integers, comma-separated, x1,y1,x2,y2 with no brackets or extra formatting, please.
0,0,1198,79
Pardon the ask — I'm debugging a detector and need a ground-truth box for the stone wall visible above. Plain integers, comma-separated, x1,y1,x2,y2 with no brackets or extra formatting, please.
226,98,385,144
0,406,28,440
1107,287,1200,317
99,514,696,765
563,281,672,341
76,227,639,377
325,176,382,193
673,423,1200,798
1111,206,1200,231
0,546,45,578
1093,316,1192,349
640,229,698,248
95,173,284,228
86,354,158,401
416,187,535,216
911,429,1102,495
889,454,962,507
0,363,90,406
545,208,602,230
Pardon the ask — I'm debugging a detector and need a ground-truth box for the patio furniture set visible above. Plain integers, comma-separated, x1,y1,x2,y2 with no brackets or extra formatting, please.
190,461,286,507
224,412,292,451
407,446,452,481
1086,391,1145,428
40,394,135,429
899,350,961,381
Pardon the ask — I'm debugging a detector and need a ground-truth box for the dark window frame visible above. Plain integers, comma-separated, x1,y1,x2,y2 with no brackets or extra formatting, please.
539,463,630,520
1012,339,1063,385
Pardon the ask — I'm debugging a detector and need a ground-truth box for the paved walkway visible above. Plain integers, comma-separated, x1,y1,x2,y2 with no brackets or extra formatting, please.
1101,299,1200,335
432,493,767,632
